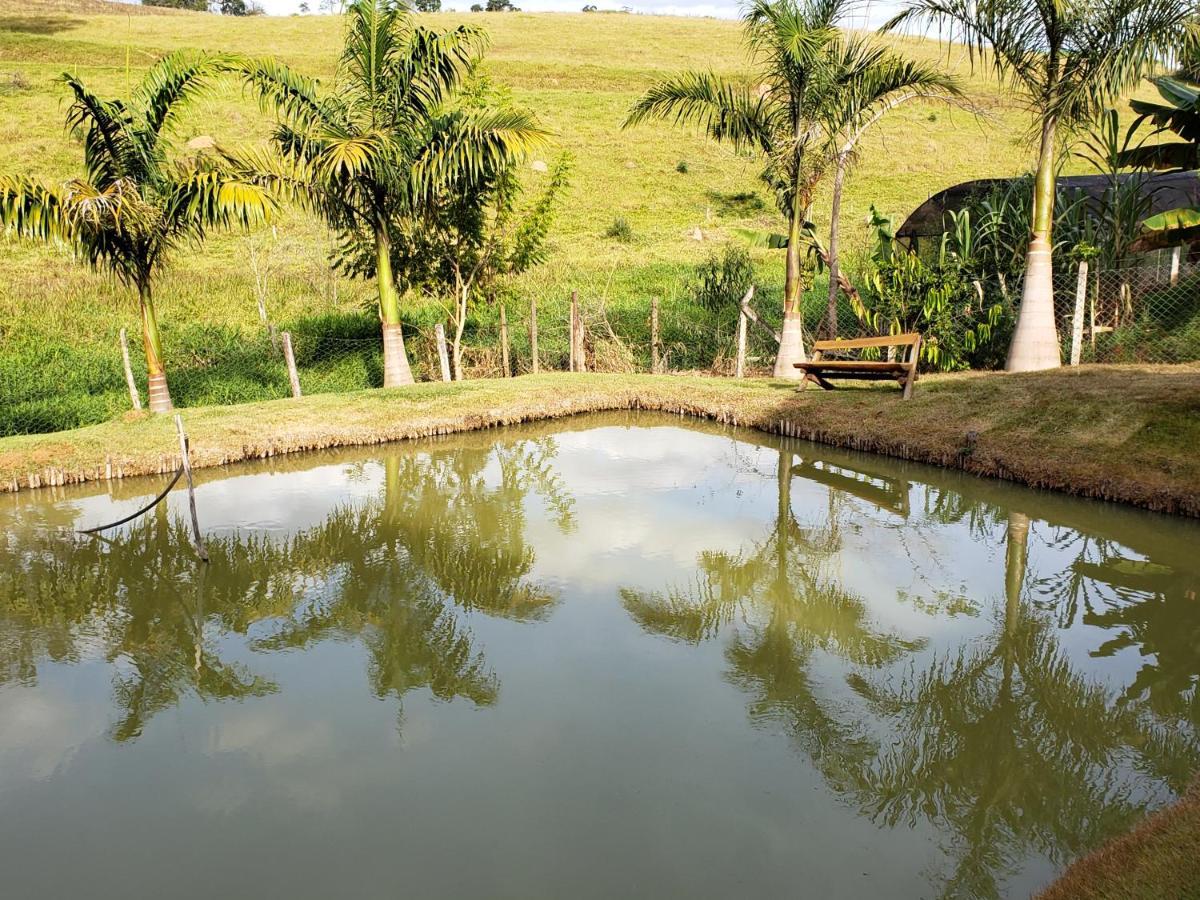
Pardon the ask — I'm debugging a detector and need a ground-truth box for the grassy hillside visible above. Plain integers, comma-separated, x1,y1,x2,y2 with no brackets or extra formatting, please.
0,0,1141,430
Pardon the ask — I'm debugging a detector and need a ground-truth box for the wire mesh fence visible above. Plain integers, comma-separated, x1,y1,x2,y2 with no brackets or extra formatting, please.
1053,252,1200,365
3,257,1198,439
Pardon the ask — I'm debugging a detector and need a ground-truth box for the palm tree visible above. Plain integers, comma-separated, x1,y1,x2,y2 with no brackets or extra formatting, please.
237,0,547,387
625,0,860,378
886,0,1193,372
819,41,962,338
0,53,274,412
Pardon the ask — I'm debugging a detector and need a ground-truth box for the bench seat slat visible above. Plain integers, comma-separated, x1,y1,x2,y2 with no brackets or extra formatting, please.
794,360,910,373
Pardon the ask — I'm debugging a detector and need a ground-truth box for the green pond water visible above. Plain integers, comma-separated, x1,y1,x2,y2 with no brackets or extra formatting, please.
1,413,1198,899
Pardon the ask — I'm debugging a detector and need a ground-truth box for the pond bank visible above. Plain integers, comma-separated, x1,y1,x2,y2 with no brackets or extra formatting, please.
2,366,1198,515
1038,778,1200,899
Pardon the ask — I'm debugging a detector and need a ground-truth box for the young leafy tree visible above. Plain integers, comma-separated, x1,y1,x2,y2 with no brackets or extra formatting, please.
0,53,274,412
818,40,962,338
627,0,875,377
413,151,570,380
886,0,1193,372
237,0,546,387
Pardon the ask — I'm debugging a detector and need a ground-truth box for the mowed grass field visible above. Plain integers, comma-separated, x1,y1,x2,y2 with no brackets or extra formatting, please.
0,0,1039,343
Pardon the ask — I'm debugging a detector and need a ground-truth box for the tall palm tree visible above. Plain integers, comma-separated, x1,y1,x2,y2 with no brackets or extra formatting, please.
237,0,547,387
886,0,1193,372
625,0,859,378
0,53,274,412
819,41,962,338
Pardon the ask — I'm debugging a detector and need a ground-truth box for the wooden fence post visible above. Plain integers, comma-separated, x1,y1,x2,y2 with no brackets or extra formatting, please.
574,292,587,373
529,297,540,374
119,327,142,411
566,294,576,374
650,296,661,374
1069,260,1088,366
281,331,302,398
434,324,452,382
174,415,208,563
499,302,511,377
735,305,748,378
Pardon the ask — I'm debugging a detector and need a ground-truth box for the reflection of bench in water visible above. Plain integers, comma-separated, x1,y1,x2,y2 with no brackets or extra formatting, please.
793,457,911,517
1073,558,1186,593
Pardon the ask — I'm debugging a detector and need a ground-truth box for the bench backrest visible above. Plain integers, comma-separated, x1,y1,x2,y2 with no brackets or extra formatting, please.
811,333,920,353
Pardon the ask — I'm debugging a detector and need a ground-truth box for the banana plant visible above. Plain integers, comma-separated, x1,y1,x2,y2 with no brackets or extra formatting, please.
0,53,274,413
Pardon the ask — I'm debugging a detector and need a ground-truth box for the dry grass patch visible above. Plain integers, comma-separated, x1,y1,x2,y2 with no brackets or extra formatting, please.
1038,779,1200,900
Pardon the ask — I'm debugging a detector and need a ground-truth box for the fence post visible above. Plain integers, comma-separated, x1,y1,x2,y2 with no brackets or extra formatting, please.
569,291,577,372
499,302,511,377
280,331,303,398
735,306,748,378
1170,245,1181,286
1069,260,1088,367
574,292,587,373
529,297,540,375
119,327,142,411
650,296,661,374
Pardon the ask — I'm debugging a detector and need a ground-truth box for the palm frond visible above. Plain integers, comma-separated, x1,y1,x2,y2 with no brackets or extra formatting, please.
0,175,71,241
884,0,1048,98
411,108,550,202
625,71,774,153
134,51,225,143
164,166,276,235
401,25,489,119
236,56,334,133
1057,0,1192,126
60,74,142,186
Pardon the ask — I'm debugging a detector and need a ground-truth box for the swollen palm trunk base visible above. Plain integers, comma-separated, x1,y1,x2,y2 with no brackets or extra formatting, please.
146,372,173,413
772,313,807,379
382,322,416,388
1006,240,1062,372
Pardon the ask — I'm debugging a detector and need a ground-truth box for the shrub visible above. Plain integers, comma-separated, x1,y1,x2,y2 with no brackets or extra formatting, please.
604,217,634,243
693,245,753,314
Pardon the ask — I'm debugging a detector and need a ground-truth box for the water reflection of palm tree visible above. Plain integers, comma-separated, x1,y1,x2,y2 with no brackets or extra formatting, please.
0,435,574,738
622,447,922,783
245,440,572,708
849,511,1197,899
0,511,288,740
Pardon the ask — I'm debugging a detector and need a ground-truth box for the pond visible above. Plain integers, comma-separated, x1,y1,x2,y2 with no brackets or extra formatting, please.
1,413,1197,899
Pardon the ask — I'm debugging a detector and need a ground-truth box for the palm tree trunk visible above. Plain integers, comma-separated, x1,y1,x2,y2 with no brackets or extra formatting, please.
774,192,808,379
825,157,847,340
1004,511,1029,636
1007,116,1062,372
375,227,415,388
139,282,172,414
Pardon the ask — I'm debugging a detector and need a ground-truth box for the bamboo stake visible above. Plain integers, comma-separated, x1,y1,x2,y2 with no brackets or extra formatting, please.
1069,260,1088,366
281,331,302,398
499,302,511,377
120,328,142,411
529,297,540,374
174,415,208,563
434,324,452,382
650,296,661,374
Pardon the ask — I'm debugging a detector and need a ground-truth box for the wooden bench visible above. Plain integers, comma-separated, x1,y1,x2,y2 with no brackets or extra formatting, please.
794,333,922,400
